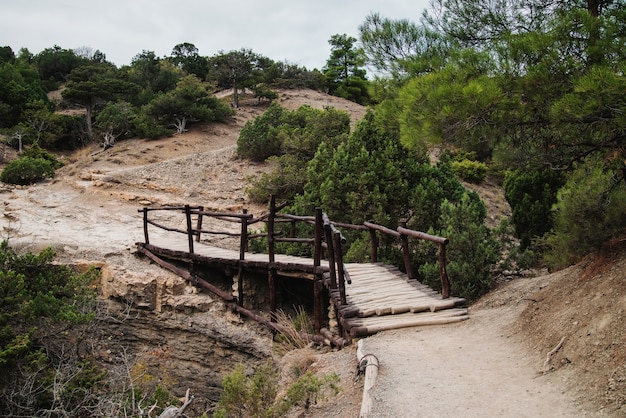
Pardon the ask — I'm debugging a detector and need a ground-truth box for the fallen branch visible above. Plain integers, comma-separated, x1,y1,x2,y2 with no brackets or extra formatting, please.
157,388,194,418
542,336,566,373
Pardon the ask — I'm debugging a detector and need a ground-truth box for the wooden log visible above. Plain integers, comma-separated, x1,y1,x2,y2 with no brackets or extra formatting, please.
349,309,469,327
137,244,234,302
349,315,468,337
357,339,379,418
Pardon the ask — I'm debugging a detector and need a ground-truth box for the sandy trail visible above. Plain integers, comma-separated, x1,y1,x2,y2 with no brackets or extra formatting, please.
361,306,587,418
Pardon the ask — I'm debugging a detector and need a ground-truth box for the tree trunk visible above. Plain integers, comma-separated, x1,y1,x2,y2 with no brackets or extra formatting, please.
232,75,239,108
85,101,94,142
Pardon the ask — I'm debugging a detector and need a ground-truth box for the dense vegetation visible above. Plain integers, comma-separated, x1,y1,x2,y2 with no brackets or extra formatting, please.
242,0,626,286
0,242,98,415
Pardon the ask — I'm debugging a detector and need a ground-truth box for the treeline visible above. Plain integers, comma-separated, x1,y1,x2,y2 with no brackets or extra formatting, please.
0,43,331,150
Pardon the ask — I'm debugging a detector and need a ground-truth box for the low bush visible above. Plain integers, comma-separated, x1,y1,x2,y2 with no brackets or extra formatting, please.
214,362,339,418
451,159,488,183
0,156,56,185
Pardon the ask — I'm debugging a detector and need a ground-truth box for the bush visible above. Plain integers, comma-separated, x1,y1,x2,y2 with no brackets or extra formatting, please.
214,362,339,418
543,158,626,269
131,110,171,139
237,102,284,161
503,167,565,249
21,144,63,168
418,192,500,301
450,159,488,183
0,241,99,415
0,156,56,185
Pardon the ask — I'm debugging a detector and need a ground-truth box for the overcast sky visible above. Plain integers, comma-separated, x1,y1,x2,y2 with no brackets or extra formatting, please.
1,1,431,70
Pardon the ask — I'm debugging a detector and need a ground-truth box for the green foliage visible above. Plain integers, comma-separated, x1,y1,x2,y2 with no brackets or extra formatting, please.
214,362,339,418
237,102,284,161
544,158,626,269
243,104,351,202
0,156,56,185
0,60,50,127
450,159,488,183
0,242,99,415
146,75,234,134
419,193,500,301
253,83,278,102
323,34,370,104
21,144,63,168
130,110,171,139
503,168,565,249
34,45,86,86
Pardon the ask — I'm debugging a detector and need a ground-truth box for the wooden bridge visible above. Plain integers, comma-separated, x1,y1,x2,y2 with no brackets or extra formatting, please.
136,196,467,347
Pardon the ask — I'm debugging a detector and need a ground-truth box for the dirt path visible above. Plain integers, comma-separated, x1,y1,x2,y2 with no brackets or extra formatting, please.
361,308,586,417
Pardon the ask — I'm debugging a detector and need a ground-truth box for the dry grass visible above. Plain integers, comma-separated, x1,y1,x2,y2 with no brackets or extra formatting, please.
273,306,314,356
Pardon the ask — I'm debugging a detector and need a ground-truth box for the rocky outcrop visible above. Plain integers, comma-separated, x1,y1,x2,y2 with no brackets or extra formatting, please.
89,258,274,414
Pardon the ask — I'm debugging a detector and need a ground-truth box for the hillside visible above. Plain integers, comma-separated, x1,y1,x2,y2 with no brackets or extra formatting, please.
0,88,624,416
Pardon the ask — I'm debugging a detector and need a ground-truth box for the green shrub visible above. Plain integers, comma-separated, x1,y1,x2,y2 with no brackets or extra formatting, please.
0,156,56,185
418,192,500,301
450,159,488,183
544,158,626,269
0,241,99,415
131,111,171,139
21,145,63,168
214,363,339,418
503,167,565,249
237,102,284,161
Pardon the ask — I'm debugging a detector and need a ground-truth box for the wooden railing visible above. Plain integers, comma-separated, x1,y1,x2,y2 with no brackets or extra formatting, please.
139,196,451,302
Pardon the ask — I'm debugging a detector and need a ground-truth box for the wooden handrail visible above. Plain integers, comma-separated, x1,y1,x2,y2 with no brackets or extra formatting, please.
138,201,452,303
364,221,401,238
397,226,449,245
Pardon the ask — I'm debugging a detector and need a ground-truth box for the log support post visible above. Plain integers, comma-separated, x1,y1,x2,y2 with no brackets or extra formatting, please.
368,226,378,263
313,208,323,333
334,231,347,306
238,209,248,307
268,196,277,325
323,214,337,290
195,206,204,242
400,221,414,280
142,207,149,245
184,205,194,254
439,242,451,299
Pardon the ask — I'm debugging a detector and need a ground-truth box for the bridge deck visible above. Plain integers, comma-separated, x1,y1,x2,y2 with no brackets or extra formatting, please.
141,237,468,338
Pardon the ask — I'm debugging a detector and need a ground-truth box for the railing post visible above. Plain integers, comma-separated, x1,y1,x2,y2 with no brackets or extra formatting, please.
323,214,337,290
334,231,347,306
239,209,248,261
289,219,296,238
400,221,414,280
268,195,276,263
313,208,323,333
184,205,194,254
439,242,451,299
314,208,323,269
368,225,378,263
195,206,204,242
267,195,276,323
238,209,248,307
142,207,149,245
